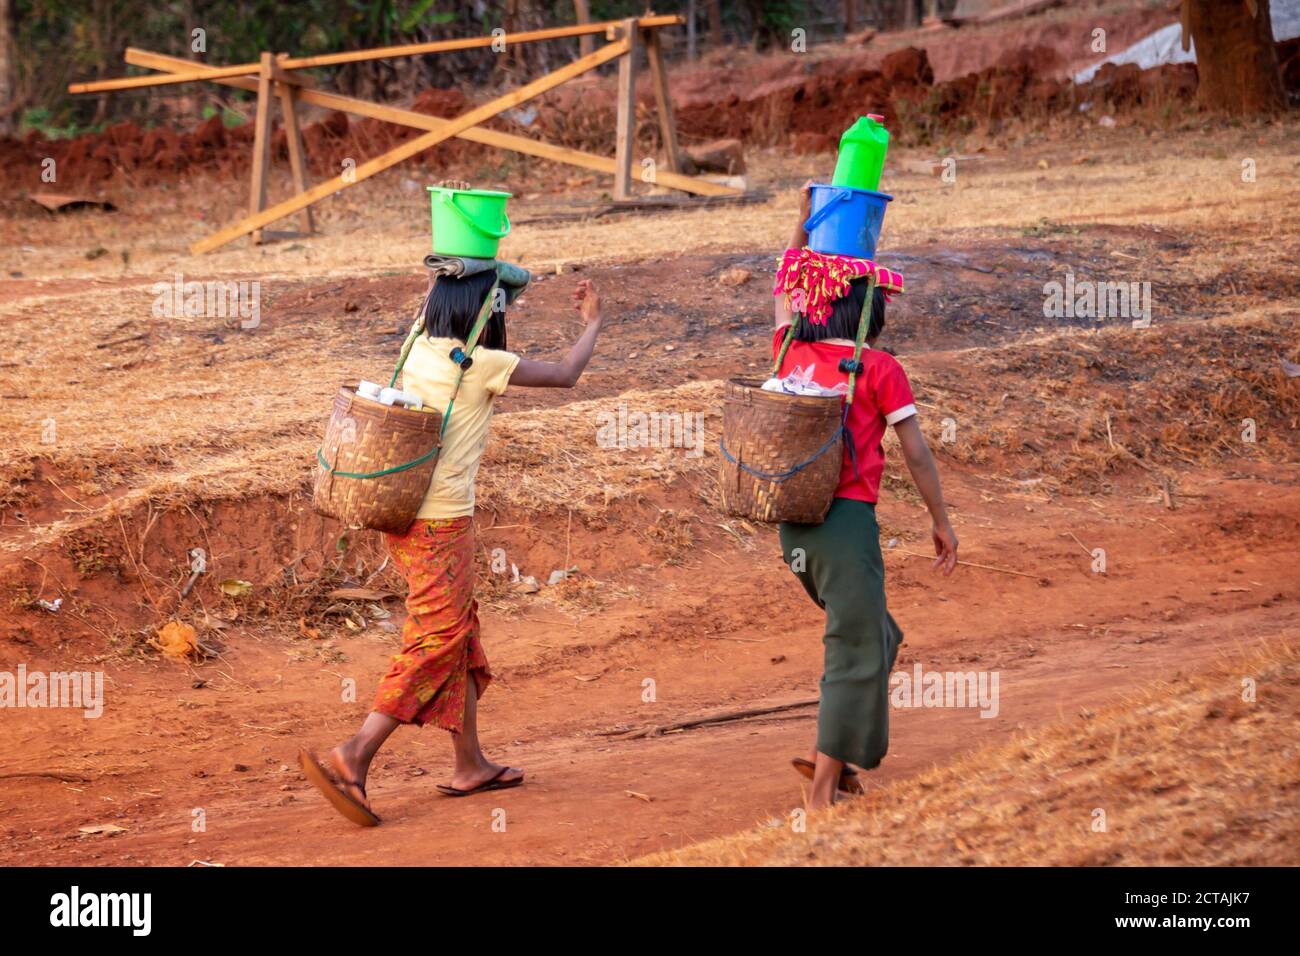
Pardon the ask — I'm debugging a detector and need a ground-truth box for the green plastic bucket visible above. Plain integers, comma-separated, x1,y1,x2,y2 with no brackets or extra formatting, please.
428,186,512,258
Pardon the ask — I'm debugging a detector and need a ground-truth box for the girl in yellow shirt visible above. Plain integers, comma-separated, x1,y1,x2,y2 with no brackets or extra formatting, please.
303,268,603,826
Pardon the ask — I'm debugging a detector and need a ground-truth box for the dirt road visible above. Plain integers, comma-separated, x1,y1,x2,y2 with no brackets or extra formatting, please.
2,456,1296,864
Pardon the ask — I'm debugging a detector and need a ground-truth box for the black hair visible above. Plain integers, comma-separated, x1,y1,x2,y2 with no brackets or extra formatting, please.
793,276,886,343
422,270,507,351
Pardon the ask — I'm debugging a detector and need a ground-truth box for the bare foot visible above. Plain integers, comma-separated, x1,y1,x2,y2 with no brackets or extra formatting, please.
806,790,840,812
328,745,372,810
797,750,863,794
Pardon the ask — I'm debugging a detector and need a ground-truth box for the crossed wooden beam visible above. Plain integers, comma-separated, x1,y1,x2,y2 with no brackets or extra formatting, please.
69,15,738,255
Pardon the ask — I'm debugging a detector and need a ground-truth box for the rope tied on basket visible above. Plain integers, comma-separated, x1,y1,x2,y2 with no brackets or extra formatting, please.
718,423,846,482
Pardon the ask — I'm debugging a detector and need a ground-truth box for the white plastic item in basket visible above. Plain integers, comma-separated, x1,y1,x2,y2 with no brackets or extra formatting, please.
356,379,424,411
760,364,848,398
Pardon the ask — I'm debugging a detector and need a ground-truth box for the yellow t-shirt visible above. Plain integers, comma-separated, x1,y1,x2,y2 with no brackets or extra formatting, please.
398,334,520,519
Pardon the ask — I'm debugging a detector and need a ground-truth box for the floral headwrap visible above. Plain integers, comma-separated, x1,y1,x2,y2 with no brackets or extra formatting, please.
773,247,905,326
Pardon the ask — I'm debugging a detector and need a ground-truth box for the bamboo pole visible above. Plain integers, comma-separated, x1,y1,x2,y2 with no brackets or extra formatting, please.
276,70,315,234
281,14,678,69
613,18,640,201
69,16,681,94
247,53,275,245
644,27,682,174
68,61,275,94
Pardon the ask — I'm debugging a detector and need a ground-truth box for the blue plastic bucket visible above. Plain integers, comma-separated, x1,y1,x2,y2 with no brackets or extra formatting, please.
803,183,892,259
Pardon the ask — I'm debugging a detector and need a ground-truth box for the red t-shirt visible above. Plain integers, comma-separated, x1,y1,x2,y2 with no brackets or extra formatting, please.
771,326,917,503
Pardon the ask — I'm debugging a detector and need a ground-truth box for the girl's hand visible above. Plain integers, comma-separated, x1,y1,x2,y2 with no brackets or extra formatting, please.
436,178,471,191
931,521,959,577
510,280,602,388
573,279,601,325
787,179,814,251
798,179,814,222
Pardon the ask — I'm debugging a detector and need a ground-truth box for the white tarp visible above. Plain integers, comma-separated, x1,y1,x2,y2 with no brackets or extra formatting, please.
1073,0,1300,84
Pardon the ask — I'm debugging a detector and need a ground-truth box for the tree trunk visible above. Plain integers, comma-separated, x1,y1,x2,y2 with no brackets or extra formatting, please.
0,0,14,136
573,0,593,57
1186,0,1286,114
877,0,921,30
687,0,697,60
707,0,723,48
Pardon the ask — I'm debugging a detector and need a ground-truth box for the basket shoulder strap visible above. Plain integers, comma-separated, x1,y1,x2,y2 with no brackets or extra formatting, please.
844,273,878,406
389,286,435,388
772,315,799,377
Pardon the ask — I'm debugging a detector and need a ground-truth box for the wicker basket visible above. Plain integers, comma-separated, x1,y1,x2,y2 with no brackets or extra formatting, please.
312,384,442,534
718,378,844,525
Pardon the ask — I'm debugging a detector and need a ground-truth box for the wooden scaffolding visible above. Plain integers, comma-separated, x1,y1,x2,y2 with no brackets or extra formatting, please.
68,14,740,255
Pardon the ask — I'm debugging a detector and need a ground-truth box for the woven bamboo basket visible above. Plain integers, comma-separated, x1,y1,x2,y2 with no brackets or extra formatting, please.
312,384,442,534
718,378,844,525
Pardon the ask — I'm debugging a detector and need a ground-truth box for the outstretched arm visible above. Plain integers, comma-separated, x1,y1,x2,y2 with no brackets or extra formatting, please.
894,415,959,576
775,180,815,331
509,279,603,388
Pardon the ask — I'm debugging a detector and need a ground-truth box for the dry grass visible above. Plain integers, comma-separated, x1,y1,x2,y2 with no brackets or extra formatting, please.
4,124,1294,502
3,123,1295,280
912,304,1300,493
638,640,1300,866
4,125,1293,537
6,299,1295,561
477,381,718,516
3,123,1295,606
0,376,722,563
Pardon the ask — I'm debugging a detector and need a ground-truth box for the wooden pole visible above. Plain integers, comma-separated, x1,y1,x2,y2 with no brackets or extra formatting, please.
644,28,681,175
613,18,640,201
192,38,632,254
247,53,275,245
282,14,674,69
126,47,740,199
276,58,314,235
70,16,683,94
68,60,280,94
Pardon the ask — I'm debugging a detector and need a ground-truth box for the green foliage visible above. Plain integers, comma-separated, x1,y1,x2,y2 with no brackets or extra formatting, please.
18,106,87,140
751,0,808,40
400,0,455,32
200,104,248,128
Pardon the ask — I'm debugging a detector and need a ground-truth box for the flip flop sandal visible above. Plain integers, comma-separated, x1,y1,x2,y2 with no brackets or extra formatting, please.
435,766,525,798
299,749,381,827
790,757,865,795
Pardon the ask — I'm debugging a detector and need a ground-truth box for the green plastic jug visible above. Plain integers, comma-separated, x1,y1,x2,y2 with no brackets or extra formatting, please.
831,114,889,192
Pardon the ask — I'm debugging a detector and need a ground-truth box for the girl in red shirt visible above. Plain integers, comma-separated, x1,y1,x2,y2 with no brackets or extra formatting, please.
776,182,958,811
